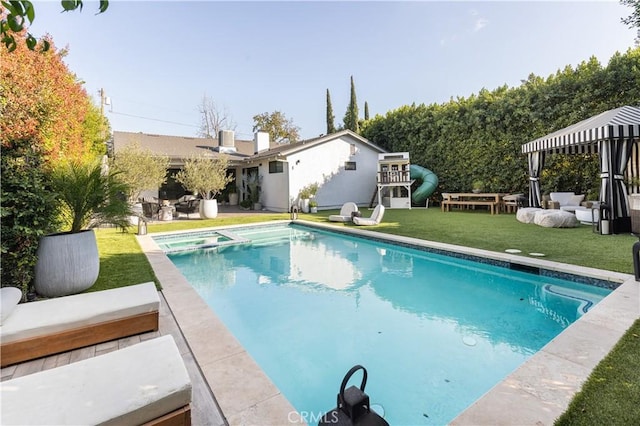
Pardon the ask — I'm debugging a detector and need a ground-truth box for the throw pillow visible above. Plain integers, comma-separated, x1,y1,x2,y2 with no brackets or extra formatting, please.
570,194,585,205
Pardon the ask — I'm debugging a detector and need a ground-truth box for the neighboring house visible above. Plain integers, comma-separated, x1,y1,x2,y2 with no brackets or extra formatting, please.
111,129,387,211
112,131,255,200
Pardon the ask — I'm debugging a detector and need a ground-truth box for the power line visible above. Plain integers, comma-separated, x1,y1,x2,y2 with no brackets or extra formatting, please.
108,110,199,128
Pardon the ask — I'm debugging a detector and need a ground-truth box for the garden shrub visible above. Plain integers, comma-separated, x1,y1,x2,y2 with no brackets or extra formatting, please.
1,141,58,298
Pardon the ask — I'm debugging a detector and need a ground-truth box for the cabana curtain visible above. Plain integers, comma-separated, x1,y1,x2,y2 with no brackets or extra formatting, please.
527,151,545,208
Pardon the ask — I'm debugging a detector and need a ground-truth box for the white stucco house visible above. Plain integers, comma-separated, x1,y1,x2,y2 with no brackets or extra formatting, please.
111,129,387,212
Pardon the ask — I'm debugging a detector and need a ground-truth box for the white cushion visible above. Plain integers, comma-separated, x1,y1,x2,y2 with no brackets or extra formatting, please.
0,335,191,425
575,207,600,223
0,287,22,325
569,194,585,205
534,210,579,228
0,282,159,344
328,214,351,222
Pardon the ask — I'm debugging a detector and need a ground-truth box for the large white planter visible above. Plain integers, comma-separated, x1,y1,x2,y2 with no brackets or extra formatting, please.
300,198,310,213
200,199,218,219
129,202,143,225
34,230,100,297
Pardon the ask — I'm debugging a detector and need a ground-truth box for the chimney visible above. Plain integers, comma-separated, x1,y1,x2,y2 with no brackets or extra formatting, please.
217,130,236,153
254,131,269,154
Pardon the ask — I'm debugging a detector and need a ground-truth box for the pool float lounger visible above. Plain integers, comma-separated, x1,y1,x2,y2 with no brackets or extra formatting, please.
0,282,159,367
329,202,359,222
353,205,386,226
0,335,192,426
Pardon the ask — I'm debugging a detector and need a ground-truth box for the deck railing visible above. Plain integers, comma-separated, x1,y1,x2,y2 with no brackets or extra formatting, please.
378,170,411,183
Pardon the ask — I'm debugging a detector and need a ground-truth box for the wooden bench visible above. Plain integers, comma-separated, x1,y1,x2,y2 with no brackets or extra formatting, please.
442,200,499,214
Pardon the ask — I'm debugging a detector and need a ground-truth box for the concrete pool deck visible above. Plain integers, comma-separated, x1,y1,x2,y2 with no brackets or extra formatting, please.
138,220,639,425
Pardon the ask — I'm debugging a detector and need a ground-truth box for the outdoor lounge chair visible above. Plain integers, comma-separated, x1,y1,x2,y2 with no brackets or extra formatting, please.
1,335,192,426
175,198,201,219
0,282,160,367
329,202,359,222
353,204,385,226
142,201,161,220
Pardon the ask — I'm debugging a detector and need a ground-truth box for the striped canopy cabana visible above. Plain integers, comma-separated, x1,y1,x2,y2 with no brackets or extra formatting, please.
521,105,640,234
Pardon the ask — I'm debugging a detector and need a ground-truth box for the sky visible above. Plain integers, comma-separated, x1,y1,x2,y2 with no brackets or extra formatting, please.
30,0,637,141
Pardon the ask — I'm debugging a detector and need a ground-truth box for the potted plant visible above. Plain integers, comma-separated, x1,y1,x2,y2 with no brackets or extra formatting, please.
228,185,239,206
309,199,318,213
472,180,484,194
245,171,262,210
299,182,318,213
239,199,252,210
175,154,233,219
34,158,132,297
110,143,169,224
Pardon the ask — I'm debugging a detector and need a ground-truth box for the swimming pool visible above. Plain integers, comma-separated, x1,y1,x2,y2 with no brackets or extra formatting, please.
157,223,612,425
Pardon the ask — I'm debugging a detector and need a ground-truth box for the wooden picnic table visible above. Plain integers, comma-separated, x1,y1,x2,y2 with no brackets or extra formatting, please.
441,193,509,215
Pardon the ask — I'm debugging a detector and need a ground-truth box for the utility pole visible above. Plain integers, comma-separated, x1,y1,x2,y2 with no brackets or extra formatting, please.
98,88,110,151
100,88,105,117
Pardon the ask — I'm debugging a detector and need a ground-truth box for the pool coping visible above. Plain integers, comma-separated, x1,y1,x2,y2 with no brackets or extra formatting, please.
137,220,639,425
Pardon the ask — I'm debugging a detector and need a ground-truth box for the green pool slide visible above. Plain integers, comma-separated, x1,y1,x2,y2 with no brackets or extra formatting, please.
410,164,439,205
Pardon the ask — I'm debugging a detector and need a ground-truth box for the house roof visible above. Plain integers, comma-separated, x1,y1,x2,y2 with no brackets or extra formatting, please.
111,132,255,165
112,129,386,166
247,129,386,162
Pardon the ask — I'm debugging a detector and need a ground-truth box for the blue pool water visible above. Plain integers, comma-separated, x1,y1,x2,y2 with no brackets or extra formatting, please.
161,224,611,425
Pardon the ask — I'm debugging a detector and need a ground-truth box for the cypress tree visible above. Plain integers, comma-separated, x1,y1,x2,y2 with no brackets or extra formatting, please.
364,101,370,120
343,75,359,132
326,89,336,134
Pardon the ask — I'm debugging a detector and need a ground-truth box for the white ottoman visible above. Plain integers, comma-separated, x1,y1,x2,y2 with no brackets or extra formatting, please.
533,210,579,228
575,207,600,224
516,207,543,224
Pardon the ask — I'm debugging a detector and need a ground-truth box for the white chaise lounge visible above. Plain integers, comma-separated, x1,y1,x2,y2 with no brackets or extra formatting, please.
0,282,160,367
329,202,359,222
0,335,192,426
353,204,386,226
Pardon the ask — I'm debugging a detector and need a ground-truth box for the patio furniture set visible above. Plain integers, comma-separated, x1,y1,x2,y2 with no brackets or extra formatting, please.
516,192,600,228
141,195,200,221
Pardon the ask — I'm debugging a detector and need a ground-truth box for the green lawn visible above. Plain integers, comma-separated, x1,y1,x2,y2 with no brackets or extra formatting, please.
93,207,639,424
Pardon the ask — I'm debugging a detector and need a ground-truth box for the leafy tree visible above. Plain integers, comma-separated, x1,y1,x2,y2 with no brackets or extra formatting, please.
175,155,233,200
362,47,640,201
1,27,110,296
326,89,336,134
343,75,359,132
111,142,170,202
197,94,237,138
252,111,300,144
621,0,640,43
364,101,370,120
1,0,109,52
0,32,107,161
